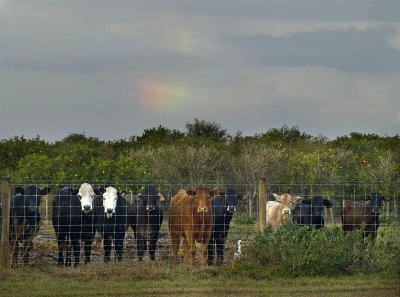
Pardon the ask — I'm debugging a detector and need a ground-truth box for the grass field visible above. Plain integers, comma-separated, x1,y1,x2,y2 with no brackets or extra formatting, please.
1,262,399,297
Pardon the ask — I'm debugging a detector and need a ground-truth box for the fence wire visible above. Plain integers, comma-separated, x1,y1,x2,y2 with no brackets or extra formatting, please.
0,181,399,267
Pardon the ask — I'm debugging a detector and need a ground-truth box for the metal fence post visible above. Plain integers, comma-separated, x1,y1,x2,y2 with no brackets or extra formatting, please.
258,178,266,232
1,177,11,270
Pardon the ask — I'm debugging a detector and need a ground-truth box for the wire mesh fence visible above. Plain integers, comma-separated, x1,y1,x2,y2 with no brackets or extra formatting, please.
0,180,399,268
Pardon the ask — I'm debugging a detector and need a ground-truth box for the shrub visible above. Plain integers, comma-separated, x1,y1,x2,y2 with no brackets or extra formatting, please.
227,222,400,278
233,214,256,225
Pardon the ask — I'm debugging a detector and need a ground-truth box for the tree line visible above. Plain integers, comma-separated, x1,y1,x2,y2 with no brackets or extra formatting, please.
0,120,399,196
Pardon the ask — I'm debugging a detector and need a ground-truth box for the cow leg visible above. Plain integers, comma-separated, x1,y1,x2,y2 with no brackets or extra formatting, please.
200,241,209,266
103,237,112,262
22,239,33,265
207,236,215,266
148,228,159,261
135,230,145,261
71,238,80,267
115,237,124,262
22,222,40,265
83,240,92,264
182,237,191,267
216,237,225,265
57,238,64,266
170,233,180,266
65,242,72,267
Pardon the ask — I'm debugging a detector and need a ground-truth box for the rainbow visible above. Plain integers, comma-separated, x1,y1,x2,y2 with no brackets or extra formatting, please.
137,80,191,113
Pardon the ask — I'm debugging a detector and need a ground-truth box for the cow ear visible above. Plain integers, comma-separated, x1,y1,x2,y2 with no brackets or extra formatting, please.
186,189,196,196
384,196,392,202
239,194,248,201
119,191,126,198
210,189,219,197
97,187,106,195
158,193,165,201
273,193,281,202
323,199,333,208
14,187,25,195
40,187,51,195
292,196,301,202
72,188,79,195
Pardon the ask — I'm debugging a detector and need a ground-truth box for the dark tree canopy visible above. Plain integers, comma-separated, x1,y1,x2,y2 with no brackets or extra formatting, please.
185,118,228,142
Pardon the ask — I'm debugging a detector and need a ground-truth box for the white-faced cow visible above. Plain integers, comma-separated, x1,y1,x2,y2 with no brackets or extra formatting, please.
95,186,128,262
342,193,390,240
207,189,247,265
266,193,299,232
10,185,51,265
52,183,98,267
169,187,218,267
128,185,164,261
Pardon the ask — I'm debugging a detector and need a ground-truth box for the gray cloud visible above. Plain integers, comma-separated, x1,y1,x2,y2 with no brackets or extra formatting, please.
0,0,399,141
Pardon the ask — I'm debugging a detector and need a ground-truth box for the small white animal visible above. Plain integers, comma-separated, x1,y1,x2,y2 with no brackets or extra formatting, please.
234,240,242,260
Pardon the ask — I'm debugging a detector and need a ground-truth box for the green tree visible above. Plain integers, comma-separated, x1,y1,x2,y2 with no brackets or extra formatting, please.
185,118,228,143
136,125,184,147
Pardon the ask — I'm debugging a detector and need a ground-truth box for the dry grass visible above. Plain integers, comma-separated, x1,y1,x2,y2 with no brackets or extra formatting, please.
0,262,399,297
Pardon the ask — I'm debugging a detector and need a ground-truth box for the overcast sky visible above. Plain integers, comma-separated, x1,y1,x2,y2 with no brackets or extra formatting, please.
1,0,399,141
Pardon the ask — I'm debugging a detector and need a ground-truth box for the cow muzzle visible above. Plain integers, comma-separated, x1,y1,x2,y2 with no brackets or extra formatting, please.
106,208,114,218
283,209,291,215
227,206,236,213
197,207,208,213
83,205,91,213
146,206,155,213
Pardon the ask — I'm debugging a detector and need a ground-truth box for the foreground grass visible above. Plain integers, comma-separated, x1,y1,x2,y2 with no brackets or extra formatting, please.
1,262,399,297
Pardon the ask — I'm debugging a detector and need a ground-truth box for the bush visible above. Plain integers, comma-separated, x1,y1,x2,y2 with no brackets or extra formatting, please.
233,214,256,225
227,222,400,278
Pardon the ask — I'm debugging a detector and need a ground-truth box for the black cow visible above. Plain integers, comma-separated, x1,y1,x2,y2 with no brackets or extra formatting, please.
292,195,333,229
10,185,51,265
52,183,98,267
208,189,247,265
95,186,128,262
128,185,164,261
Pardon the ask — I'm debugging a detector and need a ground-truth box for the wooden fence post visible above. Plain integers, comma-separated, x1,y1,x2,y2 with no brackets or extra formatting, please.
45,196,49,222
258,178,266,232
386,200,390,218
329,204,335,225
1,177,11,270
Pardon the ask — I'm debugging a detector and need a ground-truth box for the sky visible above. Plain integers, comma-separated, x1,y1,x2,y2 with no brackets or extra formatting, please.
0,0,399,141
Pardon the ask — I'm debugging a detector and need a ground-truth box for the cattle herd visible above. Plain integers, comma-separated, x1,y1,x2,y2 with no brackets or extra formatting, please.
0,183,392,268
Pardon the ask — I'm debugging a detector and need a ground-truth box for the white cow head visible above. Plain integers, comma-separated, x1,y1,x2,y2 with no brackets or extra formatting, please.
102,186,118,219
273,193,298,217
78,183,96,214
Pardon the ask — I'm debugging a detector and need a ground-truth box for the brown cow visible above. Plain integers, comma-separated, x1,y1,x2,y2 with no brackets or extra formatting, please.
169,187,218,267
342,193,390,239
266,193,299,232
